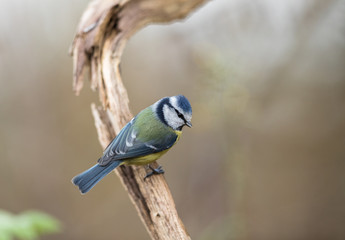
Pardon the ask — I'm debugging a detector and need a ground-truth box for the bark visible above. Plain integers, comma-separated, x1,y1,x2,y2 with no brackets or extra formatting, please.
70,0,208,239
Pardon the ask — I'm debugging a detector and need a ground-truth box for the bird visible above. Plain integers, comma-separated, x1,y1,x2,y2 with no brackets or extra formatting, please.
72,95,192,194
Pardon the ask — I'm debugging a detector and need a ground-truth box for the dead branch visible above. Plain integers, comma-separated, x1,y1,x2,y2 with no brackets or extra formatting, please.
71,0,208,239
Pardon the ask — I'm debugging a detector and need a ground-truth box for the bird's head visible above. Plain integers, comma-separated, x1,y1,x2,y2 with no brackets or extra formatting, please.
154,95,192,131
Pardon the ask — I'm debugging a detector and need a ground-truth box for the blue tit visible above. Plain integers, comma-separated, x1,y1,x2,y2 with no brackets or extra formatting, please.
72,95,192,194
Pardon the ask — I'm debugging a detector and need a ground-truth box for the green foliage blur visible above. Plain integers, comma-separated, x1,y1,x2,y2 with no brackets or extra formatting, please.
0,210,60,240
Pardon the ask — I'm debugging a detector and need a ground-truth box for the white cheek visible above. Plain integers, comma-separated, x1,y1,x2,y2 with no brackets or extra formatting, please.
163,105,184,129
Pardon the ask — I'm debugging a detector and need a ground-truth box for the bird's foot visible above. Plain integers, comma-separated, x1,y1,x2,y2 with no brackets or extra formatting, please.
144,165,165,180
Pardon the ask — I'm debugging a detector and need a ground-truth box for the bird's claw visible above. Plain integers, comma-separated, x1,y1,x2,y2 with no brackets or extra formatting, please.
144,165,165,180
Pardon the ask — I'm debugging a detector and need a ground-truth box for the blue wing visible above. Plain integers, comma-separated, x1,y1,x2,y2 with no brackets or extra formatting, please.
98,117,177,166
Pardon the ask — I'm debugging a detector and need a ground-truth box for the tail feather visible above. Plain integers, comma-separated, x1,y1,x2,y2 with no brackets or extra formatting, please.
72,161,122,194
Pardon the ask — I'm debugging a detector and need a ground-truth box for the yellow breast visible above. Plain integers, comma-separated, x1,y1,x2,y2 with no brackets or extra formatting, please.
123,130,182,166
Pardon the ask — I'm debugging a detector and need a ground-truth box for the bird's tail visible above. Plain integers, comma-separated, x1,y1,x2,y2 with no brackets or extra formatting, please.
72,161,122,194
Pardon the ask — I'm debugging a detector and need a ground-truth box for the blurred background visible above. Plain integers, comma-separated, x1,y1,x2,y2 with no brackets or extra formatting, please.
0,0,344,239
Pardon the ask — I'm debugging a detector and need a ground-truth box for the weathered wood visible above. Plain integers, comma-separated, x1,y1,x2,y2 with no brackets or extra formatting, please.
71,0,208,239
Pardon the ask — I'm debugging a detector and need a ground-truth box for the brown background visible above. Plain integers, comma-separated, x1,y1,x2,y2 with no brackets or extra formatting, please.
0,0,344,239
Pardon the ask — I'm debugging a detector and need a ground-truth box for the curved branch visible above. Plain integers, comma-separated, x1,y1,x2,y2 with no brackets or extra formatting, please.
71,0,208,239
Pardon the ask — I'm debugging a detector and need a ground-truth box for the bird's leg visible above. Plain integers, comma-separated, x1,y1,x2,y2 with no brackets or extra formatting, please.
144,165,165,180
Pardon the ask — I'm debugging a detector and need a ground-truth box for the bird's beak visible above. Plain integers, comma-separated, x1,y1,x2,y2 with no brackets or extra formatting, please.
185,121,192,128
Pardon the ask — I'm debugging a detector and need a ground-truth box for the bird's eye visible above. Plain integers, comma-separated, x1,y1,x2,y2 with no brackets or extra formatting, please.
175,109,183,118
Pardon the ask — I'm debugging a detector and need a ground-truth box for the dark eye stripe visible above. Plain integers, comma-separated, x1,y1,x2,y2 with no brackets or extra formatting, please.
174,108,187,123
